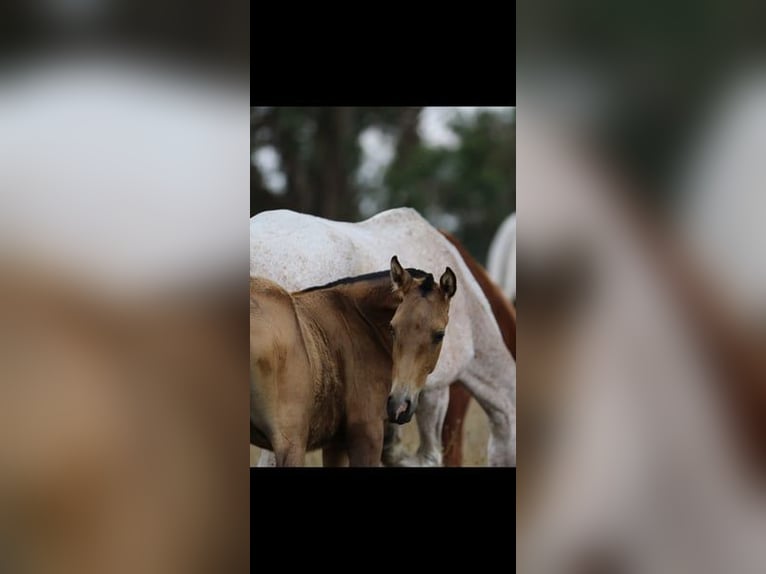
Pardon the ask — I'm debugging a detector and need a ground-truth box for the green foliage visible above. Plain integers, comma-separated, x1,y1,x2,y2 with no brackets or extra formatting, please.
382,109,516,263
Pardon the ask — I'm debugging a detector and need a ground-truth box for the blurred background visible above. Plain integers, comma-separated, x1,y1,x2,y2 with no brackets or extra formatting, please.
251,106,516,265
0,2,249,573
517,2,766,573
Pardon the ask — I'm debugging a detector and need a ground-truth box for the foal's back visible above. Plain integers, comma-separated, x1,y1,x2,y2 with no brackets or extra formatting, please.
250,277,363,460
250,278,303,364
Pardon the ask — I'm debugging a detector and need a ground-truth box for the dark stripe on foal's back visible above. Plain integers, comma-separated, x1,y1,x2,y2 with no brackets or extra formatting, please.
298,268,432,293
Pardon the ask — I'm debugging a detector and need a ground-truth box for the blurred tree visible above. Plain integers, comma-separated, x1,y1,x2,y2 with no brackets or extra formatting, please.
251,107,423,220
251,107,515,264
382,109,515,263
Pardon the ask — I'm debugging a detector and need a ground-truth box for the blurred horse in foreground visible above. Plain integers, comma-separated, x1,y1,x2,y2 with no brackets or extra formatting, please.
0,266,248,573
517,104,766,574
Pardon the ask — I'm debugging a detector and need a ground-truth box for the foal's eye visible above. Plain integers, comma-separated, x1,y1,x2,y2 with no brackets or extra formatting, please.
433,331,445,343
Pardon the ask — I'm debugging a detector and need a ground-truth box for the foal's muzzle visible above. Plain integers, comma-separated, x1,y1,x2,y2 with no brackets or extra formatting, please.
387,392,416,424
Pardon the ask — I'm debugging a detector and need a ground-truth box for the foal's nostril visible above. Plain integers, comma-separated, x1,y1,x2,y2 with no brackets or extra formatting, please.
386,396,396,421
394,399,413,424
387,395,404,421
387,393,415,423
394,399,409,419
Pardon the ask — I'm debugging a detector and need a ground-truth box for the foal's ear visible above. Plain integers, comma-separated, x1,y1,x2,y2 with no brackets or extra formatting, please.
390,255,412,292
440,267,457,299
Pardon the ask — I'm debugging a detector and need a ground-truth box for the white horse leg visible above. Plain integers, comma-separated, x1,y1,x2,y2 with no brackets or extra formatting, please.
462,362,516,467
257,450,276,467
381,422,406,466
392,386,450,467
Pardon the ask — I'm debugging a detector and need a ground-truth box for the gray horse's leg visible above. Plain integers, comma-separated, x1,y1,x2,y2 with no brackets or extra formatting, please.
381,422,405,466
257,450,276,467
461,367,516,467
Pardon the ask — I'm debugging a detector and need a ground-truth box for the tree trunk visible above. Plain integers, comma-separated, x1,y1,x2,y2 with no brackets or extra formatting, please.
316,107,355,220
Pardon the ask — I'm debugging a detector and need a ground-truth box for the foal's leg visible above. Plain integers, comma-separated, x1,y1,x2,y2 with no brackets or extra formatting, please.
271,434,307,467
346,422,383,467
322,443,349,467
392,386,450,467
276,450,306,467
381,423,406,466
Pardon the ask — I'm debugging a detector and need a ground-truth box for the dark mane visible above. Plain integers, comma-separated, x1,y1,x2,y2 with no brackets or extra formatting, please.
299,268,432,294
418,273,435,295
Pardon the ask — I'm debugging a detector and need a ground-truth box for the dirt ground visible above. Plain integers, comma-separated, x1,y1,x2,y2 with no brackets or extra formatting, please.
250,398,489,467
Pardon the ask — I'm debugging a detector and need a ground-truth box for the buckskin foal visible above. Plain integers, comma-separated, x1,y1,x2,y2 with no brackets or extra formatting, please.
250,256,456,467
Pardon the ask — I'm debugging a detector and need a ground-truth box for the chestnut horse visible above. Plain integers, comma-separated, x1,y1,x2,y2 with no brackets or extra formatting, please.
250,256,456,466
439,231,517,466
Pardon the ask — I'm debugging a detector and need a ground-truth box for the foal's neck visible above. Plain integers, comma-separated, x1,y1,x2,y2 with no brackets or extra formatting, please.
297,274,399,349
339,277,398,317
333,277,399,338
